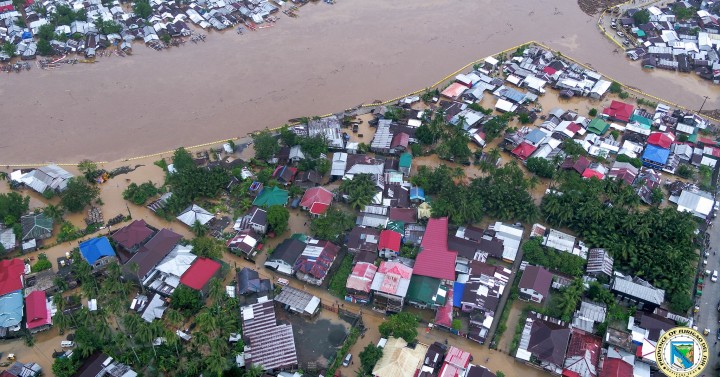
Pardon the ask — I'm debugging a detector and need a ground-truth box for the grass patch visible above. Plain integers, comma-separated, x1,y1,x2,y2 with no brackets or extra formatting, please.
509,307,532,355
490,272,520,348
328,255,353,298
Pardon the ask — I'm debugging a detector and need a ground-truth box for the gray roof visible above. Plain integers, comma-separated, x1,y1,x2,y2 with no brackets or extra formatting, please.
0,227,16,250
571,301,607,333
611,277,665,305
18,164,74,193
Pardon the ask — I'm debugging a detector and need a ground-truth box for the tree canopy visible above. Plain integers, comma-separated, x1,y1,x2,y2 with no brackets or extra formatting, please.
541,174,697,311
299,135,328,159
163,150,231,215
61,177,100,213
267,206,290,235
123,181,159,205
310,206,355,241
359,344,384,376
252,129,280,161
522,238,586,277
190,237,223,259
0,192,29,226
378,313,418,343
132,0,152,19
633,9,650,25
340,174,377,210
171,285,203,314
526,157,556,179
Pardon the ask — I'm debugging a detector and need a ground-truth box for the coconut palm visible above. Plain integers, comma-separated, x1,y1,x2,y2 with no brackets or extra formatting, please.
43,204,65,222
192,220,208,237
244,364,264,377
208,278,224,303
123,313,141,334
165,308,184,329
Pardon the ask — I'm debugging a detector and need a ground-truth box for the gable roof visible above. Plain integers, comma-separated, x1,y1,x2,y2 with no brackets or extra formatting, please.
602,101,634,122
611,277,665,306
346,262,378,293
253,186,289,207
587,118,610,135
528,317,571,366
180,257,221,290
0,259,25,296
176,204,214,227
372,337,428,377
112,219,154,251
18,164,73,193
414,217,457,281
371,261,413,296
79,237,116,265
519,266,552,297
642,144,670,164
598,358,633,377
127,228,182,278
562,156,591,174
0,291,23,328
273,165,298,182
241,300,298,370
271,238,307,265
236,267,272,295
300,187,333,215
388,208,417,223
563,330,601,377
379,230,402,252
646,132,675,149
511,142,538,160
294,240,339,281
25,291,50,329
20,213,53,241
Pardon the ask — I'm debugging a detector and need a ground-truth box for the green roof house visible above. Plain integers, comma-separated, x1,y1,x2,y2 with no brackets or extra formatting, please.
252,186,289,207
587,118,610,135
630,113,651,127
21,213,53,241
406,275,448,309
399,153,412,175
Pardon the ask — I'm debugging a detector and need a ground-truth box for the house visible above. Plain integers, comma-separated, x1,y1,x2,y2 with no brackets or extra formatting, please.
582,163,608,180
288,145,305,163
388,208,417,224
418,202,432,219
274,285,321,317
399,153,412,175
0,226,16,252
273,165,298,185
466,365,496,377
413,217,457,281
486,222,523,262
372,337,429,377
378,230,402,258
227,231,260,260
610,276,665,311
562,156,591,175
79,237,118,271
572,301,607,334
641,144,670,169
419,342,447,377
0,259,25,297
74,352,138,377
598,347,634,377
587,118,610,135
586,248,613,277
294,170,323,189
346,262,378,303
675,189,714,219
176,204,214,227
603,101,635,123
406,275,448,309
111,219,155,254
519,266,552,303
299,186,333,216
410,187,425,203
646,132,675,149
294,239,339,286
1,361,42,377
371,261,413,313
236,268,272,297
511,142,537,161
0,290,23,337
264,238,306,276
25,291,51,333
17,164,73,194
20,213,52,242
234,207,269,235
609,162,639,185
347,227,381,254
307,116,344,150
124,228,182,281
143,244,196,296
460,262,511,343
180,257,221,294
240,300,298,371
515,312,571,374
252,186,289,207
563,329,601,377
438,346,471,377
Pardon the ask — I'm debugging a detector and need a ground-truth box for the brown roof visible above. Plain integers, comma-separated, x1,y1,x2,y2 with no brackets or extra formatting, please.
562,156,591,174
388,208,416,223
112,219,154,252
347,227,381,252
448,235,480,259
519,266,553,297
477,237,504,259
638,312,674,341
125,228,182,278
463,226,485,241
528,317,571,366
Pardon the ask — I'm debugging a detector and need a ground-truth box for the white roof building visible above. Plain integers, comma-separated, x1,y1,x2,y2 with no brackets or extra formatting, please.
176,204,214,227
18,164,74,193
676,189,714,218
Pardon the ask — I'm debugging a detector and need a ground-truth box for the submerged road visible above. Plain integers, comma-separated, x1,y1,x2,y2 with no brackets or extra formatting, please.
1,0,719,163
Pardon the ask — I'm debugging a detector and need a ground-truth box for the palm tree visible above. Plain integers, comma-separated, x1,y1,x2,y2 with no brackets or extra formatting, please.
205,350,228,377
0,172,8,181
244,364,264,377
196,310,218,335
123,313,141,334
208,278,224,303
135,322,156,356
192,220,208,237
43,204,65,222
165,308,184,329
128,262,144,293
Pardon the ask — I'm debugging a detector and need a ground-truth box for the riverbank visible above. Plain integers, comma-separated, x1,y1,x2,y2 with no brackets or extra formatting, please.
2,0,718,164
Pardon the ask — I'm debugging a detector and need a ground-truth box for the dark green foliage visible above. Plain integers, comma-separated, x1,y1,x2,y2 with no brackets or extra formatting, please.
0,192,30,226
279,125,298,147
133,0,152,18
587,281,615,306
672,4,695,20
541,174,697,312
415,124,435,145
341,174,377,210
522,238,586,277
526,157,555,178
51,4,86,25
171,285,203,314
616,154,642,168
436,130,471,163
2,42,16,57
31,253,52,272
172,148,195,172
518,113,531,124
36,23,55,40
267,205,290,235
468,103,493,115
61,177,100,213
52,356,78,377
190,237,223,259
123,181,159,205
482,113,514,143
650,187,664,205
164,152,230,215
310,206,354,241
588,108,598,117
37,39,54,55
379,313,418,342
299,135,328,158
328,255,353,297
359,344,384,375
550,278,585,322
609,81,622,94
633,9,650,24
676,164,694,179
383,106,406,121
561,139,587,157
95,19,122,34
252,129,280,161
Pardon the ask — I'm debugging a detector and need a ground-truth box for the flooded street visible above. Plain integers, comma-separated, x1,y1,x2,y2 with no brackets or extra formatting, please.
0,0,718,163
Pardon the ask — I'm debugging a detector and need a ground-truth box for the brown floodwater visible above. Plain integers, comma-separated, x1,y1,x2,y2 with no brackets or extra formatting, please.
0,0,718,164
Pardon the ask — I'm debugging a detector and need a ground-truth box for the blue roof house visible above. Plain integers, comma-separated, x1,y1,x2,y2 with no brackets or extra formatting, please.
410,187,426,203
79,237,118,271
642,145,670,170
0,290,24,330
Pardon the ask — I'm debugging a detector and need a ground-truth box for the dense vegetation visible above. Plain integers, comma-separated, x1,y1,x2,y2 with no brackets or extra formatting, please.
61,177,100,213
122,181,159,205
328,255,353,297
522,238,586,277
163,148,231,215
340,173,377,210
378,312,419,342
0,192,29,237
541,173,698,311
310,206,355,242
267,206,290,235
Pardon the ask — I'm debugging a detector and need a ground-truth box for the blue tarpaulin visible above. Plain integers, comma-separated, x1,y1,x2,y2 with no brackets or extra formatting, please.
453,282,465,308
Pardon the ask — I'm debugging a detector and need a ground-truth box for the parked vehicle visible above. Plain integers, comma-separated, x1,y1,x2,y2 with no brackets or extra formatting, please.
342,353,352,367
61,341,75,348
712,271,717,282
277,278,289,286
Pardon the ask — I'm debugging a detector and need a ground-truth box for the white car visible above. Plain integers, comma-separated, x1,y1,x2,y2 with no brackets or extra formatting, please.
617,31,625,37
712,271,718,282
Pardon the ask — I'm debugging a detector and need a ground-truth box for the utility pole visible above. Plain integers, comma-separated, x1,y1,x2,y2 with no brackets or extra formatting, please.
699,95,710,113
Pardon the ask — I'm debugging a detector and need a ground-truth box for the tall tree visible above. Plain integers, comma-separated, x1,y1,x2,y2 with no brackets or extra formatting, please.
252,129,279,161
340,174,377,210
60,177,100,212
267,206,290,234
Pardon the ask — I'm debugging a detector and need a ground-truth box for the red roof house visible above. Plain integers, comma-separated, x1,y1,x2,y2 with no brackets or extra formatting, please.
346,262,378,302
602,101,634,123
111,219,154,253
582,168,605,180
0,259,25,296
438,345,471,377
598,359,633,377
378,230,402,256
180,257,221,292
563,329,601,377
300,187,334,216
646,132,675,149
414,217,457,281
511,142,537,161
25,291,51,330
